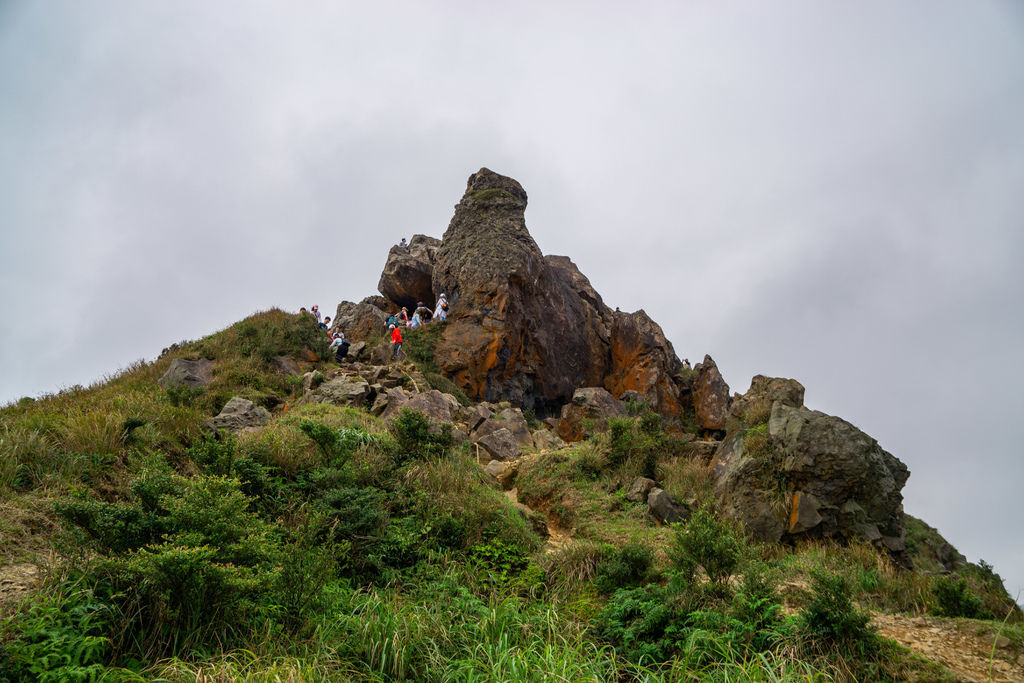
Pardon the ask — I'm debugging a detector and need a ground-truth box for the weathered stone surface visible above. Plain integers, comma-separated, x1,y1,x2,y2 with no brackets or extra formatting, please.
557,387,625,442
693,355,730,431
333,301,388,342
400,390,453,423
378,388,453,423
429,169,613,411
476,428,521,461
730,375,805,424
347,341,367,361
377,234,442,311
647,488,691,525
459,403,492,432
360,295,392,313
315,378,371,406
626,477,657,502
301,371,321,393
473,407,533,449
484,459,518,490
531,428,566,452
270,356,301,376
210,397,270,431
605,309,684,417
158,358,212,389
710,402,910,563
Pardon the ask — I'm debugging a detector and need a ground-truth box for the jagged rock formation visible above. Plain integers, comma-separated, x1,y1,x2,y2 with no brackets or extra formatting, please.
360,168,913,561
372,168,692,423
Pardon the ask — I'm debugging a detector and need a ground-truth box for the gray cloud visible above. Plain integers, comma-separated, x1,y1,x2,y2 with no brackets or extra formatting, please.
2,1,1022,600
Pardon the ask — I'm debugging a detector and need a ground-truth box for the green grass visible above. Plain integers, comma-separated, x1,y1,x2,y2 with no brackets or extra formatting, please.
1,309,1019,682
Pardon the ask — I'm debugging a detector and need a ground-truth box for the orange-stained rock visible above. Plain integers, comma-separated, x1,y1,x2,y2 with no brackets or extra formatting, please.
430,169,613,412
604,309,685,421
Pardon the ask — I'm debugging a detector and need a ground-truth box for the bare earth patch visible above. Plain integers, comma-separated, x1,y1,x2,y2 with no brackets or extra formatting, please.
0,563,40,616
872,612,1024,683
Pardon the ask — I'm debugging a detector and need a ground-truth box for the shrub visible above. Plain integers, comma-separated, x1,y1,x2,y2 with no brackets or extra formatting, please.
389,408,453,465
598,584,686,663
931,575,988,619
669,507,747,584
797,571,878,658
595,540,658,594
298,420,380,464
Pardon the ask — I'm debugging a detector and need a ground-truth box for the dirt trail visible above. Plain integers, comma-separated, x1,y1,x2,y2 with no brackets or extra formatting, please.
872,612,1023,683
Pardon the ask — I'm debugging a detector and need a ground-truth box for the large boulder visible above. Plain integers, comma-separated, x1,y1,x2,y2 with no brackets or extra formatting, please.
730,375,805,424
377,234,442,311
429,169,613,412
381,388,453,423
647,488,691,525
472,406,534,449
709,402,910,563
209,397,270,432
477,428,521,462
692,355,730,432
333,301,388,342
315,378,371,406
557,387,625,442
158,358,212,389
604,309,685,418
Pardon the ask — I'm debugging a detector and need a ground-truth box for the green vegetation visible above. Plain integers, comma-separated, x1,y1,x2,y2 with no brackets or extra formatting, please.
466,187,513,202
1,311,1020,681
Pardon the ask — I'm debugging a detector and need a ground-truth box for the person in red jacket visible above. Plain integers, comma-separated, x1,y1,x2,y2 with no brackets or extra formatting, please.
390,324,403,360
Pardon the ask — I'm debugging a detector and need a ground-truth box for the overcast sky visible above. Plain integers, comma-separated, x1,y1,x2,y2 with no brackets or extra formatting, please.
1,1,1022,600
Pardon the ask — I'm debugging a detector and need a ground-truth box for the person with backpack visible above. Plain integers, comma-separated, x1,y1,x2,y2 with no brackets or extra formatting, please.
435,293,449,321
329,331,350,361
390,325,403,360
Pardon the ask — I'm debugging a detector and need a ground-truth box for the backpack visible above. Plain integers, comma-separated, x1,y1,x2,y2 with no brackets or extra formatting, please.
441,301,449,311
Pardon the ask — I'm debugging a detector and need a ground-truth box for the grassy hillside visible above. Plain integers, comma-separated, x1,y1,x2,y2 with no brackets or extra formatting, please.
1,310,1020,681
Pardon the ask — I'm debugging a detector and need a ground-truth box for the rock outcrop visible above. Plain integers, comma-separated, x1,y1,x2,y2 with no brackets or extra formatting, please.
710,402,910,564
209,397,270,432
557,387,625,442
604,309,685,420
333,301,388,342
693,355,730,432
731,375,805,424
158,358,212,389
377,235,441,311
429,169,614,412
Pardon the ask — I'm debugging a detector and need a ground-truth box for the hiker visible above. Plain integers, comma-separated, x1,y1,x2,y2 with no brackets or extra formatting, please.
299,306,309,316
319,316,331,331
386,313,398,329
390,324,403,359
329,331,350,361
435,293,449,321
414,301,433,324
311,305,322,324
409,310,422,329
398,237,408,248
682,358,691,370
397,307,409,325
